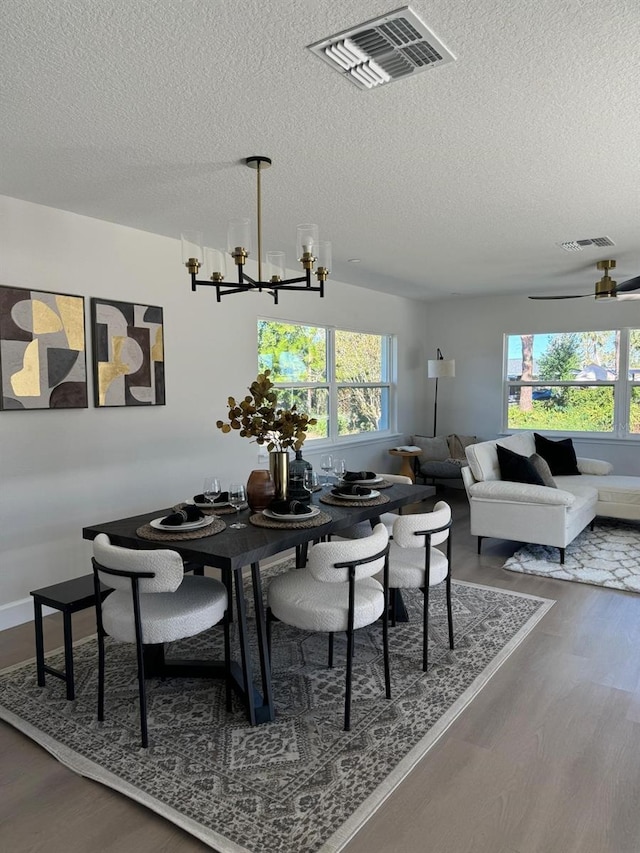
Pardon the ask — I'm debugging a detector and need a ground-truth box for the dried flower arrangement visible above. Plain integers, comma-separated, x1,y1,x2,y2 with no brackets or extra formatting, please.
216,370,317,452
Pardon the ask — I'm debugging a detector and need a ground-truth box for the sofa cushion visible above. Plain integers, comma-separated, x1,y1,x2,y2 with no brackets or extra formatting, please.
577,457,614,476
534,433,580,476
419,459,466,479
447,434,477,460
468,480,576,506
496,444,546,486
412,435,450,462
530,453,557,488
465,432,536,482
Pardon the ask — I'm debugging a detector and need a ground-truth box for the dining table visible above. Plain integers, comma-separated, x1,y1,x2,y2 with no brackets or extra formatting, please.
82,481,434,726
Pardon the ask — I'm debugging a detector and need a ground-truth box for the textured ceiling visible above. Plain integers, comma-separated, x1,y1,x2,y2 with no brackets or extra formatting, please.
2,0,640,301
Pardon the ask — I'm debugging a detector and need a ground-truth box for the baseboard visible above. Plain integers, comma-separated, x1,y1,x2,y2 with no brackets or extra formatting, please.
0,597,55,632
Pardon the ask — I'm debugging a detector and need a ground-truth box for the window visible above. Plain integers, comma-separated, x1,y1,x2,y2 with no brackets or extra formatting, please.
504,329,640,436
258,320,394,443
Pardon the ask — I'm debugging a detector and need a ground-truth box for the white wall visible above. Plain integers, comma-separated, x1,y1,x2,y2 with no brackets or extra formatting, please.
423,292,640,470
0,196,429,627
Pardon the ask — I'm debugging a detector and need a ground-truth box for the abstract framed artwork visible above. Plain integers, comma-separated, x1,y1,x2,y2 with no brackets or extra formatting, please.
90,298,165,407
0,285,88,410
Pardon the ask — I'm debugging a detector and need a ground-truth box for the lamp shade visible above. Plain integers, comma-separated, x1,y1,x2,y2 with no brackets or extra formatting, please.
427,358,455,379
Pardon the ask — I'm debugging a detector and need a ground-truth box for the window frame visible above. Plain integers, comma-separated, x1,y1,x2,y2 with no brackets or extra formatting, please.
258,317,396,445
503,327,639,438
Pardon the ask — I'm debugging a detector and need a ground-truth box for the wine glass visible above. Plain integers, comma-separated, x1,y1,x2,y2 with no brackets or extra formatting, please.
333,458,346,483
203,476,221,506
320,454,333,487
303,469,318,496
228,483,247,529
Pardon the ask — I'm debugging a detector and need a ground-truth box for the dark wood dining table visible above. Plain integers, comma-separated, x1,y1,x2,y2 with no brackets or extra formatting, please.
82,482,434,726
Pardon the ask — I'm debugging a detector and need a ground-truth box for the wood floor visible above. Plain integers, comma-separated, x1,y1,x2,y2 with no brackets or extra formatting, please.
2,490,640,853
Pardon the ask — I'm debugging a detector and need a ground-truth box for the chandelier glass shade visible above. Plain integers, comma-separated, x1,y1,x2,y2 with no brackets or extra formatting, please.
181,156,331,304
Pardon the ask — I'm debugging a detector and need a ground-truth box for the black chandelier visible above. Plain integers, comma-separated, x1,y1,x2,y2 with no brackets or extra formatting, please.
181,156,331,304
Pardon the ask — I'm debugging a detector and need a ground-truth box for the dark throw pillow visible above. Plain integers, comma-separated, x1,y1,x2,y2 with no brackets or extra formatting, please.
530,453,557,488
533,433,580,476
496,444,546,486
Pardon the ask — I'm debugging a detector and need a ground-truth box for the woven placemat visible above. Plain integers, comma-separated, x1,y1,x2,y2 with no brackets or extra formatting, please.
136,517,226,541
249,511,332,530
319,493,391,508
176,502,240,516
337,478,394,489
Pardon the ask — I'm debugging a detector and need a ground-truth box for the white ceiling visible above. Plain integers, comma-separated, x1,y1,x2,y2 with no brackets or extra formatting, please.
2,0,640,301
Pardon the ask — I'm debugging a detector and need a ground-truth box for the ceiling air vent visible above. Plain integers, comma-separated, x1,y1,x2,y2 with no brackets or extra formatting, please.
557,236,616,252
308,6,456,90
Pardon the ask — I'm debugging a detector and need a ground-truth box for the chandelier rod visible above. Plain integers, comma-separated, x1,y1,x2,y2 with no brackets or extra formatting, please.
256,160,263,285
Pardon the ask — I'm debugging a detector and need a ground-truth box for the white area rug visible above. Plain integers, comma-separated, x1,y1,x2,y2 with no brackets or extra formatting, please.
0,569,553,853
504,518,640,592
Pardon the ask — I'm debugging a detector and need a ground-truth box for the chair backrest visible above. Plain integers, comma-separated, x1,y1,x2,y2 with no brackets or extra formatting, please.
308,523,389,583
392,501,451,549
379,473,413,485
92,533,184,594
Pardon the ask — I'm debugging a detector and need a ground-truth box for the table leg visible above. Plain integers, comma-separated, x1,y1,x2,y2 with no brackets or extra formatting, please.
251,562,275,722
234,567,257,726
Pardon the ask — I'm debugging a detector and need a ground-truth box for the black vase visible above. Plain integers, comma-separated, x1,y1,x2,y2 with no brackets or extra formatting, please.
288,449,313,500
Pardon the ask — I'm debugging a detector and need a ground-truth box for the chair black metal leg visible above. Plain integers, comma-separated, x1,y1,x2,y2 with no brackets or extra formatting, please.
446,574,454,649
383,574,391,700
423,583,430,672
559,547,565,565
328,632,334,668
344,627,353,731
97,627,105,722
223,611,232,712
131,586,149,748
477,536,483,554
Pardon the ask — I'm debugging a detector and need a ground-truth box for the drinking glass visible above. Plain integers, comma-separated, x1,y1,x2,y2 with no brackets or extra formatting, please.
320,454,333,487
228,483,247,529
203,476,221,505
303,469,319,495
333,458,346,482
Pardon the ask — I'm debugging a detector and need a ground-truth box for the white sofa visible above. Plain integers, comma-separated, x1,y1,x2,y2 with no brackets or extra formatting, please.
461,431,640,563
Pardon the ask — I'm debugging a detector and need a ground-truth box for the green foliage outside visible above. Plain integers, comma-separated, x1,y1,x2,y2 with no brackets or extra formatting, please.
508,329,640,433
257,321,325,382
508,387,614,431
257,321,389,438
537,334,581,381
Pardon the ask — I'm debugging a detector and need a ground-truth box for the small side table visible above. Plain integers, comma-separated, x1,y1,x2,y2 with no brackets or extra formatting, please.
388,449,422,483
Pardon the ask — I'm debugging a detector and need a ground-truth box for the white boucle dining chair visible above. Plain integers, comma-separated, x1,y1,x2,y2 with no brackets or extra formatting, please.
384,500,453,672
266,523,390,731
331,473,414,541
92,533,230,748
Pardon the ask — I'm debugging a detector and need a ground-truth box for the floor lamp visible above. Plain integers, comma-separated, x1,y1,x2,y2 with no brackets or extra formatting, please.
427,348,455,437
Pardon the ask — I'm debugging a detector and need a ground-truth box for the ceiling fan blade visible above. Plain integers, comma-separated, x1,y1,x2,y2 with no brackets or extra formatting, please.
614,275,640,294
528,293,592,300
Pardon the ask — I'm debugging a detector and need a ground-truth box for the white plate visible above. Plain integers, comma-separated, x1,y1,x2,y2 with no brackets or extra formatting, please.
332,490,380,501
150,516,215,532
263,506,320,522
188,499,231,509
339,477,383,486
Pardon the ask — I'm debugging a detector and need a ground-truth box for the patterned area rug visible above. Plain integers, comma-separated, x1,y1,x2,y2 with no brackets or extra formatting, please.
504,518,640,592
0,566,553,853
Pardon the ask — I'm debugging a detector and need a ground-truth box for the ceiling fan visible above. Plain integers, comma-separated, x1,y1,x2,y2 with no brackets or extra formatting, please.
528,260,640,301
